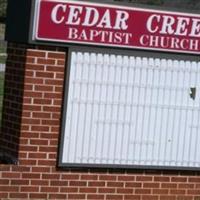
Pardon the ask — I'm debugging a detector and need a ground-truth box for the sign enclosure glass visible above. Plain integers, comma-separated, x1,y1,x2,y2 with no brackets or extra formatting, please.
59,49,200,170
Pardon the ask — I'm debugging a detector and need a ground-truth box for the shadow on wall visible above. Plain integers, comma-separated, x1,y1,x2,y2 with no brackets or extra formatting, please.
0,43,26,164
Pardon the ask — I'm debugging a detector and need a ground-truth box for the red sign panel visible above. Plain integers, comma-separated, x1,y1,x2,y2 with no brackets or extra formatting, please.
33,0,200,54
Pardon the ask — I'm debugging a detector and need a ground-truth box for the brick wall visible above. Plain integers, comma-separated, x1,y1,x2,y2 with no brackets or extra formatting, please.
0,43,200,200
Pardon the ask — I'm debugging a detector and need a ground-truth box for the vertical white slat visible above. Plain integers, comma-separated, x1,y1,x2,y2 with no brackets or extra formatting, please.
113,55,123,164
170,60,180,166
106,55,116,164
182,61,192,166
157,59,167,165
81,53,92,163
126,56,136,165
87,53,97,163
120,56,129,163
75,52,89,162
94,53,103,164
151,58,161,165
100,54,110,163
194,62,200,167
138,57,148,164
188,61,198,166
133,57,142,165
162,59,172,165
145,58,155,164
175,60,186,166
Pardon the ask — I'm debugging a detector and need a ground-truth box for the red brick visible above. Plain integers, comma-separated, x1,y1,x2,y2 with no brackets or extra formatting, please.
29,193,48,199
26,64,45,71
30,139,48,146
43,106,61,112
36,71,54,78
154,176,170,182
48,52,65,59
38,160,56,166
34,98,52,105
99,175,117,181
136,176,153,181
124,195,141,200
31,180,49,186
99,188,116,193
171,177,187,182
50,180,68,186
0,186,19,192
179,183,194,189
44,92,62,99
135,189,151,194
46,65,64,72
196,184,200,188
20,186,39,192
2,172,20,179
19,146,38,152
0,193,8,198
68,194,86,199
117,188,134,194
69,181,87,187
106,194,123,200
31,167,50,173
27,50,46,57
60,187,78,193
142,195,159,200
81,174,98,180
11,179,29,185
170,189,186,195
37,58,55,65
80,187,97,193
49,193,67,199
23,105,42,111
159,196,176,200
87,194,105,199
143,182,160,188
31,125,50,132
32,112,51,119
22,173,40,179
88,181,105,187
56,73,64,79
25,77,44,84
125,182,142,188
45,79,63,85
152,189,169,195
177,196,194,200
107,181,124,187
0,165,11,172
19,159,37,166
0,179,9,184
9,192,28,198
57,59,65,66
187,190,200,195
41,186,59,193
188,177,200,182
23,91,43,98
41,119,60,126
118,175,135,181
161,183,177,188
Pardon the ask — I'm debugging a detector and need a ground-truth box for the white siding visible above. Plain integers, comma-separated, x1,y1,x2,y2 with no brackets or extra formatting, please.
62,51,200,168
